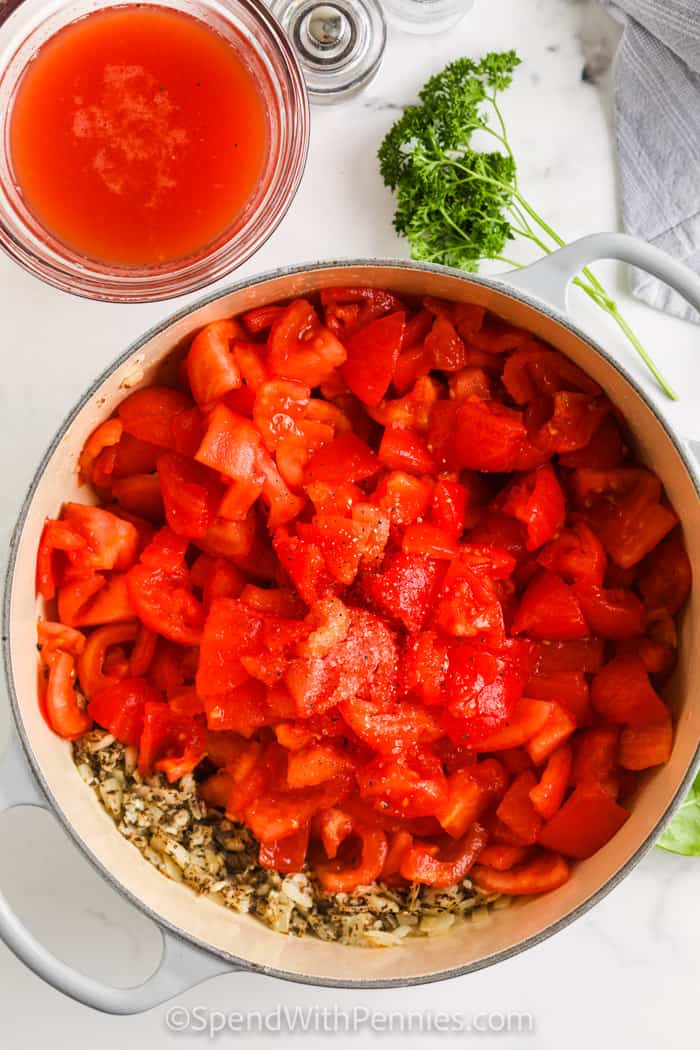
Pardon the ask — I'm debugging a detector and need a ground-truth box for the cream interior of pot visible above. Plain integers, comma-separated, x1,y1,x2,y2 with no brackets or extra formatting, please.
7,264,700,984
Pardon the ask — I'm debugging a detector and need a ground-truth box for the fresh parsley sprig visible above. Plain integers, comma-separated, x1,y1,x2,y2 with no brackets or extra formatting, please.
379,51,676,400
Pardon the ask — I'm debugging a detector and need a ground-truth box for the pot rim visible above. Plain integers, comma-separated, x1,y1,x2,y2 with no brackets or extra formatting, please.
4,256,700,988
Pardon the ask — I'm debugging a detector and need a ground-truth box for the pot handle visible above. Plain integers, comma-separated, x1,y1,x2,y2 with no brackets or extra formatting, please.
499,232,700,316
0,731,240,1014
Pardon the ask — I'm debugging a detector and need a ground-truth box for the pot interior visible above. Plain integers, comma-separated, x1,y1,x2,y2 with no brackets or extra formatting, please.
6,262,700,984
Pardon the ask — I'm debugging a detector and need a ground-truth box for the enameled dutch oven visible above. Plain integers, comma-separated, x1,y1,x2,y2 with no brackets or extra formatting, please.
3,233,700,1013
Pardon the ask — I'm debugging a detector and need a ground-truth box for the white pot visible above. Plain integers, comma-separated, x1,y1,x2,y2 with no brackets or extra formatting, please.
3,234,700,1012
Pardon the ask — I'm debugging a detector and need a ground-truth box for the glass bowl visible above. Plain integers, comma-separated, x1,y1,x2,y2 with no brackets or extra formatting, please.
0,0,309,302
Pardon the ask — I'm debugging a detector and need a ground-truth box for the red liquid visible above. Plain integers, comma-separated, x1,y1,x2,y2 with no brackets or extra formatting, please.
9,5,268,267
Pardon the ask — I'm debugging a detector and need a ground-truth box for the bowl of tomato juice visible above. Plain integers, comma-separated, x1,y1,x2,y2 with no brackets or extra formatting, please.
0,0,308,300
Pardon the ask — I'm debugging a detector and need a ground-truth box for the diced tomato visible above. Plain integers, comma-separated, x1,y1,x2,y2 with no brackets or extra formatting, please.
526,702,576,765
157,451,222,539
112,474,164,521
379,426,435,474
430,479,468,540
62,503,140,573
269,299,347,387
558,413,627,469
526,671,590,725
127,559,203,647
402,522,458,560
471,851,570,894
531,393,609,455
537,521,606,585
512,571,589,640
195,404,263,481
342,311,405,407
425,316,466,371
374,471,434,526
477,843,530,871
357,748,448,819
496,770,543,844
241,304,283,335
571,727,620,795
502,345,600,404
574,584,646,639
591,655,669,726
532,637,605,674
42,650,92,740
306,514,369,585
36,518,87,600
273,527,334,605
185,319,242,407
88,677,160,746
538,784,629,859
619,717,673,770
400,822,487,887
340,697,442,756
316,823,388,892
474,699,553,752
393,341,432,396
363,551,445,633
79,418,123,485
321,286,405,341
286,744,356,789
37,620,86,657
637,532,691,615
435,560,506,645
529,743,572,820
58,573,135,628
258,825,310,874
498,464,566,551
454,399,530,472
577,467,678,569
304,431,379,486
118,386,194,449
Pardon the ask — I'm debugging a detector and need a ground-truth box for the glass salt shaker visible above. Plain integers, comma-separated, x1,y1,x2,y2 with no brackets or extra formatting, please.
381,0,475,35
270,0,386,103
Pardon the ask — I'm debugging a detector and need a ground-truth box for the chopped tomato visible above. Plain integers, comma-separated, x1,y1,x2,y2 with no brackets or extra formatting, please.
316,824,388,892
537,521,606,585
400,822,487,887
512,571,589,640
321,286,405,341
379,426,435,474
471,851,570,894
258,826,310,874
538,784,629,859
157,451,222,539
619,717,673,770
574,584,645,639
118,386,195,449
42,650,92,739
498,464,566,551
36,284,683,895
88,677,160,746
342,311,405,406
637,532,691,615
591,655,669,726
529,743,572,820
269,299,347,387
185,319,242,407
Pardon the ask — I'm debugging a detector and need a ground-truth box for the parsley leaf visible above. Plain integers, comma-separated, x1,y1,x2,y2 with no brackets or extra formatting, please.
378,51,676,400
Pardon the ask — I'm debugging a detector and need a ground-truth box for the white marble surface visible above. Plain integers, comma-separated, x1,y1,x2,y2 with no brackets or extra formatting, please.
1,0,699,1044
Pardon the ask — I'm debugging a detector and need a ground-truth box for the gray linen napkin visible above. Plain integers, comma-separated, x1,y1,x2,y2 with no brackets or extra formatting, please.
602,0,700,323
